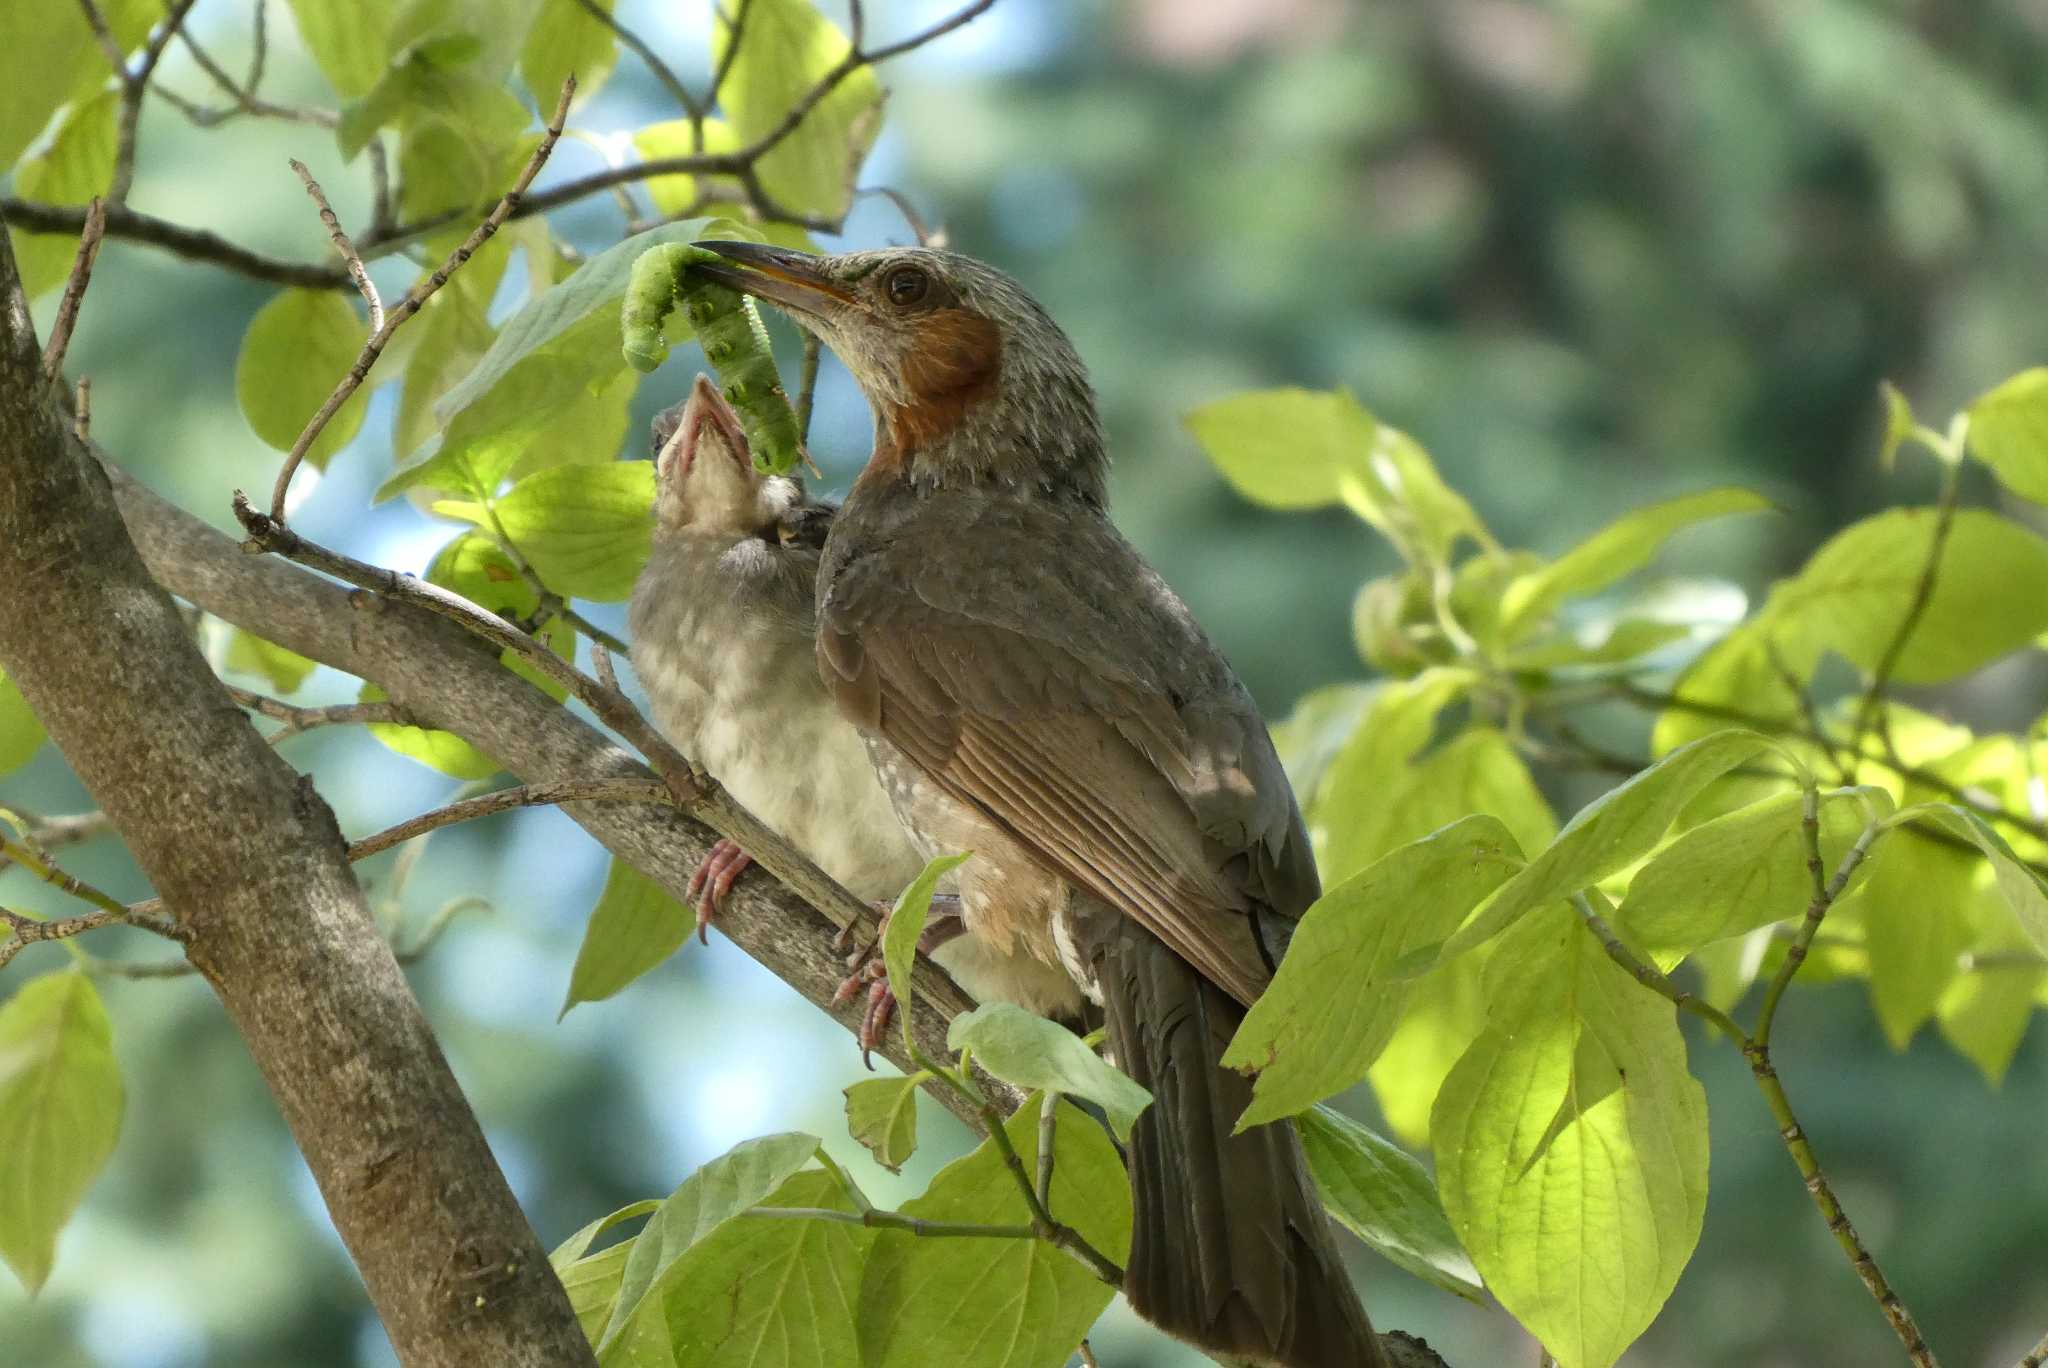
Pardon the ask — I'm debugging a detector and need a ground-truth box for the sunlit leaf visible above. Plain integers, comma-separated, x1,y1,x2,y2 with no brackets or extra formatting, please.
1297,1105,1482,1301
0,669,45,777
857,1094,1129,1368
712,0,880,220
1433,908,1707,1368
632,119,741,217
222,628,318,696
879,852,971,1054
8,91,117,298
522,0,619,109
491,462,656,602
360,680,500,779
0,973,124,1294
1850,831,1977,1049
552,1199,661,1268
285,0,403,98
562,858,690,1016
1966,367,2048,505
1498,488,1772,640
235,288,370,470
425,531,575,699
1185,386,1372,512
1368,949,1488,1148
1224,815,1524,1128
948,1004,1151,1139
1878,381,1916,470
0,2,148,171
1921,805,2048,955
1936,916,2045,1087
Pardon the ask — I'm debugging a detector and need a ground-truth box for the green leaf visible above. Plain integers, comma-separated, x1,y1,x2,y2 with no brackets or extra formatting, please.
1501,619,1695,673
947,1004,1152,1140
0,668,45,777
844,1074,924,1173
1618,787,1889,963
521,0,618,109
1427,731,1778,970
561,859,690,1017
1268,681,1377,806
1936,917,2045,1087
1310,668,1472,882
712,0,880,220
1850,831,1977,1049
1878,381,1917,470
1432,909,1708,1368
1224,815,1525,1128
424,531,574,700
1768,509,2048,685
491,462,655,602
360,680,500,779
632,119,741,216
1650,624,1802,757
235,288,369,470
0,972,124,1294
597,1132,822,1357
1966,367,2048,504
1296,1105,1483,1302
552,1199,662,1268
222,628,318,695
857,1094,1129,1368
655,1167,873,1367
1498,488,1772,639
1921,806,2048,955
381,219,710,502
0,2,148,171
285,0,402,98
552,1201,671,1363
880,852,971,1053
8,90,117,298
1367,949,1488,1148
394,235,511,461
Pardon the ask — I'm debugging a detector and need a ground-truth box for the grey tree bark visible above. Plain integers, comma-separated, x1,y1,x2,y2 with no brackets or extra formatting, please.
0,220,597,1368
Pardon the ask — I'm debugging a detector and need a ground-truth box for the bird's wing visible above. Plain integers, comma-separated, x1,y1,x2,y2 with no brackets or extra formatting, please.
818,495,1317,1006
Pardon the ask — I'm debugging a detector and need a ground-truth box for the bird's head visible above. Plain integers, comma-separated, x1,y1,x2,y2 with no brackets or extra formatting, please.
650,373,809,538
692,242,1105,503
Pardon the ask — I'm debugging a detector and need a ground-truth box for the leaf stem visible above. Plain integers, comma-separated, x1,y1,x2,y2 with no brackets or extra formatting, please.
1846,454,1963,764
740,1206,1035,1239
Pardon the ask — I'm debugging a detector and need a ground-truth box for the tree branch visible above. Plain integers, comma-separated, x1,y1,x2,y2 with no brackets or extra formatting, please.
0,209,596,1368
0,196,349,288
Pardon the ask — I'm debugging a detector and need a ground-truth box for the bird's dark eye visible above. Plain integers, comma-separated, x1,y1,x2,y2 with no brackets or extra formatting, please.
884,265,930,307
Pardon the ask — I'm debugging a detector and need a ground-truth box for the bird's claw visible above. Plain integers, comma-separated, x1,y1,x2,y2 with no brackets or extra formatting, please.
833,904,896,1069
685,839,753,945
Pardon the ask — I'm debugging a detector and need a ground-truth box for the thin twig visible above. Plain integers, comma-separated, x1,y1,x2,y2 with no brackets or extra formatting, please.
0,196,350,289
1847,459,1963,764
707,0,756,116
1036,1090,1059,1208
488,514,633,656
569,0,701,119
1077,1343,1102,1368
1754,805,1884,1047
1,906,122,970
224,683,415,738
2017,1327,2048,1368
42,197,108,379
0,810,117,870
267,76,577,521
740,1206,1037,1239
290,161,382,330
107,0,202,205
75,0,128,75
346,778,669,862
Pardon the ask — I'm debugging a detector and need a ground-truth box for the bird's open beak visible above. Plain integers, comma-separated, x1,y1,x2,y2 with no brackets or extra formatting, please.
693,240,856,321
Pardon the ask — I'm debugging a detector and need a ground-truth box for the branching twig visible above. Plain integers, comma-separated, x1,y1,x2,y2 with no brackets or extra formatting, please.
291,161,382,331
570,0,701,119
741,1205,1036,1239
1847,457,1963,764
346,778,668,862
224,683,416,738
42,197,108,379
0,196,350,288
1752,793,1882,1046
106,0,202,205
266,77,577,521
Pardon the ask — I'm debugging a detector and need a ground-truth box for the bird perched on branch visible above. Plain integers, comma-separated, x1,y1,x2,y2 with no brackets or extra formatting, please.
627,375,1082,1034
694,243,1388,1368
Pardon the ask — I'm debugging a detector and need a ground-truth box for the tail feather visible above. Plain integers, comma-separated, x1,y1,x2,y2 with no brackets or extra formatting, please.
1092,918,1387,1368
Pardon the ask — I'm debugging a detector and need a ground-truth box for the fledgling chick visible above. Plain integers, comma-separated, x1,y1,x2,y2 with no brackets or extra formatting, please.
627,376,1082,1037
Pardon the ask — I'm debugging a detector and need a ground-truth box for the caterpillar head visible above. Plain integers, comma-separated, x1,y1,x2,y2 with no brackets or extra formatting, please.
650,374,805,538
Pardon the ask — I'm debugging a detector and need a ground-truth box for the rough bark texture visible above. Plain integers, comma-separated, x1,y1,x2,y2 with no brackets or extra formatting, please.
0,227,596,1368
102,461,996,1126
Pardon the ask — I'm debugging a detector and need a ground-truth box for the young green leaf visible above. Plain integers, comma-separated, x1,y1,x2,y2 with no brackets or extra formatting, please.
1650,623,1804,756
491,462,656,602
552,1199,661,1268
425,531,575,701
1297,1105,1483,1302
1851,834,1977,1049
9,91,118,297
596,1132,823,1357
1618,786,1889,962
521,0,618,109
879,852,972,1053
360,680,500,779
561,858,691,1017
1936,915,2045,1087
284,0,401,99
844,1074,926,1174
0,7,118,169
656,1168,873,1368
1185,386,1373,511
1367,949,1489,1149
1920,805,2048,954
947,1003,1152,1139
1223,814,1525,1129
712,0,881,219
856,1095,1130,1368
1965,367,2048,504
1432,908,1708,1368
235,288,370,470
1425,730,1777,971
0,972,124,1294
0,668,45,777
222,628,318,695
631,119,741,217
1497,487,1772,640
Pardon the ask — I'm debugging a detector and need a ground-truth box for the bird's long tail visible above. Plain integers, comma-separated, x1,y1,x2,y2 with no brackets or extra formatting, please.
1091,919,1388,1368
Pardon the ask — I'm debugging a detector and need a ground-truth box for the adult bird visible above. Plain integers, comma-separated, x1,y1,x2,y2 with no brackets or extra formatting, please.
693,241,1388,1368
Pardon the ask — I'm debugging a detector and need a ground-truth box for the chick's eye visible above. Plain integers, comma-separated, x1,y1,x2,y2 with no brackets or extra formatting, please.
884,265,929,307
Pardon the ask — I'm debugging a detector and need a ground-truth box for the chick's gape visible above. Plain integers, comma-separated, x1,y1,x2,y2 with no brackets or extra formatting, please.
694,240,1390,1368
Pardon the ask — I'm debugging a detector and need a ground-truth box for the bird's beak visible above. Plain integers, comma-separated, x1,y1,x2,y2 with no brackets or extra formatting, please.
692,240,856,322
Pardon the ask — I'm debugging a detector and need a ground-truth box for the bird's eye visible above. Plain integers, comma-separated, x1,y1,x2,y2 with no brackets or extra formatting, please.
884,265,930,307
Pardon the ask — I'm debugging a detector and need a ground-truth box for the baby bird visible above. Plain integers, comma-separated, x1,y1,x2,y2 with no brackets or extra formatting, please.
627,376,1081,1040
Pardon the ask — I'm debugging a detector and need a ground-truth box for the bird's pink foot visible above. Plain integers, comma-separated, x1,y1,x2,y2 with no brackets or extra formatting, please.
686,839,753,944
831,896,965,1068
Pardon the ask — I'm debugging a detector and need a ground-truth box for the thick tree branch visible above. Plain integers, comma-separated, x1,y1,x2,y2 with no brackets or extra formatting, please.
0,215,596,1368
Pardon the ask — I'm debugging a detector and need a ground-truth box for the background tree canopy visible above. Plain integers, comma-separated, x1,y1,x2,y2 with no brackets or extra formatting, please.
3,2,2046,1366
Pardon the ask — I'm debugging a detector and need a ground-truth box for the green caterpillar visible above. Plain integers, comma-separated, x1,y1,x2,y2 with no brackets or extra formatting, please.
621,242,805,475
